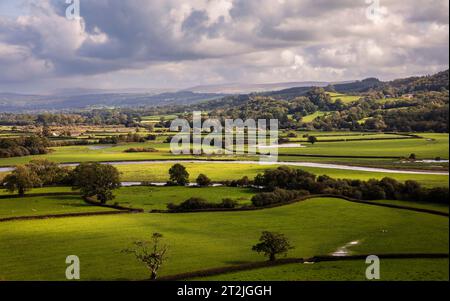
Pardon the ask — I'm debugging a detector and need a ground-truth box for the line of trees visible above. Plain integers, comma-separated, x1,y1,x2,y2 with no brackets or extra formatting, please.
252,166,449,205
0,136,50,158
1,160,71,195
1,160,121,203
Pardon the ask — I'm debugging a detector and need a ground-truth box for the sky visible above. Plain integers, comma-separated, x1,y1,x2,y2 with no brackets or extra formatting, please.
0,0,448,94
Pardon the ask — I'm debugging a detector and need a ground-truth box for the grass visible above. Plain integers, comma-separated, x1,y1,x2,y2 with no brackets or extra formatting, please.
0,197,447,280
0,186,73,196
113,163,449,188
1,186,447,215
113,186,256,211
368,200,449,214
301,112,327,123
0,195,114,219
0,186,255,218
328,93,362,104
279,135,449,159
287,133,407,142
191,259,449,281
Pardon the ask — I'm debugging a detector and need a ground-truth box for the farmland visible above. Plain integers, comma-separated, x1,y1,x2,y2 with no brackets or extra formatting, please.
0,197,448,281
0,121,448,282
0,88,448,282
191,258,449,281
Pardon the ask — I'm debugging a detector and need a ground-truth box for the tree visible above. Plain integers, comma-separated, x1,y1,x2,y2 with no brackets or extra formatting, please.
123,233,168,280
42,125,52,137
409,153,417,161
308,135,318,145
71,163,121,203
169,164,189,186
26,159,70,186
252,231,294,261
196,174,212,187
1,165,42,196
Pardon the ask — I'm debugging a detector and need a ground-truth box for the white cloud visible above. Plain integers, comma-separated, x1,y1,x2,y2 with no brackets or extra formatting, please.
0,0,448,93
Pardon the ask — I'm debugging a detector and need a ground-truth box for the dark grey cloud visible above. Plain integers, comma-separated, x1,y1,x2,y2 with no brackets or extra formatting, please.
0,0,448,93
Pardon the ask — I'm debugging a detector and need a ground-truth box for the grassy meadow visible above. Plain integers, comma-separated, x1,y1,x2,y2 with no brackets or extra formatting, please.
0,123,448,282
192,258,449,281
0,197,448,280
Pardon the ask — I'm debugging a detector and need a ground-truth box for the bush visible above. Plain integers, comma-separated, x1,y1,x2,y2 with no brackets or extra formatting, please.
251,189,309,207
220,198,239,209
196,174,212,187
167,197,240,212
124,147,157,153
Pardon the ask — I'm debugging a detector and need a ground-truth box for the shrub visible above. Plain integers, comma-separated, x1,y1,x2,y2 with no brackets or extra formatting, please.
124,147,157,153
220,198,239,209
167,197,240,212
196,174,212,187
251,189,309,207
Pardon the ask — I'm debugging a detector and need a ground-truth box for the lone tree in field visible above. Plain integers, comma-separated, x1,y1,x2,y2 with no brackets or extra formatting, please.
123,233,168,280
252,231,294,261
196,173,212,187
71,163,121,203
1,165,42,196
169,163,190,186
308,135,318,145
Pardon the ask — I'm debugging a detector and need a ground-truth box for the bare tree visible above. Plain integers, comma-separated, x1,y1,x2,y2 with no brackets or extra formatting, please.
123,233,168,280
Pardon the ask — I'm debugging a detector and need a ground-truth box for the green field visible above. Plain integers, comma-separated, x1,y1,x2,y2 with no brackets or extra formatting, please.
1,186,448,216
113,186,255,211
286,133,408,142
328,93,362,104
279,135,449,159
0,197,447,280
0,195,114,219
0,186,255,216
192,259,449,281
368,199,449,214
0,133,447,167
301,112,327,123
113,163,448,188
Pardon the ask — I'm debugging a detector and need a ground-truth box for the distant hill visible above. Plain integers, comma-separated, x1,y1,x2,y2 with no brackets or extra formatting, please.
0,91,226,112
332,78,383,93
1,70,447,112
184,81,334,94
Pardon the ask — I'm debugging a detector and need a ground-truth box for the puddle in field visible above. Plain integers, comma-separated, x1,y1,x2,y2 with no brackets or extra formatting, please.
332,241,360,257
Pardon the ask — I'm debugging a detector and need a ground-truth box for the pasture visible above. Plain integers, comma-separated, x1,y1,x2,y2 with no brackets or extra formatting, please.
113,163,449,188
192,258,449,281
0,195,114,219
327,93,362,104
0,197,448,280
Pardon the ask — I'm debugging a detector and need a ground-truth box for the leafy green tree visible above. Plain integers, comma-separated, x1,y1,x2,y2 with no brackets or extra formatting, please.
169,164,190,186
1,165,42,196
196,174,212,187
26,159,69,186
71,163,121,203
123,233,168,280
252,231,294,261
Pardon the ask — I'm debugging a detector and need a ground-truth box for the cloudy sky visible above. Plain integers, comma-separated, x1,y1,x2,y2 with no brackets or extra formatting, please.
0,0,448,93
